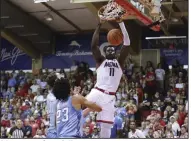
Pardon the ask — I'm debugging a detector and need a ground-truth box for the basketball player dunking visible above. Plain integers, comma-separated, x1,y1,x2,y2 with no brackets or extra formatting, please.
86,20,130,138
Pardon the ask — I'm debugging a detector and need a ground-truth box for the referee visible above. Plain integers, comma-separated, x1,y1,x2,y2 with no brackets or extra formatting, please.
9,119,25,138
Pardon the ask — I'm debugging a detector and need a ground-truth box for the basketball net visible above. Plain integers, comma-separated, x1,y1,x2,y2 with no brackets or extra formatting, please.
98,0,127,21
98,0,164,23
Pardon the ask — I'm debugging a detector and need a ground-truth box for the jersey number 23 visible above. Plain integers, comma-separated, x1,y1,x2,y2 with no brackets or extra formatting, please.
57,108,69,122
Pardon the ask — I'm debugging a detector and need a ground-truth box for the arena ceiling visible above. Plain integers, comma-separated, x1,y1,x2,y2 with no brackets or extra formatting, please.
0,0,188,57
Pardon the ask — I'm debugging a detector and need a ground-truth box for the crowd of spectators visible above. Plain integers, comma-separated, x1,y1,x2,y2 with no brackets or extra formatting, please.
0,59,188,138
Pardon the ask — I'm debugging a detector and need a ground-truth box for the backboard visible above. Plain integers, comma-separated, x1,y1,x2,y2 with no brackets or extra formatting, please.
115,0,163,31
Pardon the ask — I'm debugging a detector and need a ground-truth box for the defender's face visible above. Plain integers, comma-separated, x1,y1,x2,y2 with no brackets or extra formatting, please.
105,46,115,59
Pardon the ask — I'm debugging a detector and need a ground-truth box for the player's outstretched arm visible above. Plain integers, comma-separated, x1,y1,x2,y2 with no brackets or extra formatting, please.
72,95,102,112
91,22,105,65
117,21,131,68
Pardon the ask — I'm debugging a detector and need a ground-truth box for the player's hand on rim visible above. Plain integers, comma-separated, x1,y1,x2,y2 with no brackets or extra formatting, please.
115,16,123,23
99,18,106,24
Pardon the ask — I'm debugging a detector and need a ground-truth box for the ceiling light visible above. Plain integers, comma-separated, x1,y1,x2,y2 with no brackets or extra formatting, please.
64,32,77,35
34,0,49,3
33,41,50,44
44,13,54,22
19,33,39,36
145,36,186,40
0,16,10,19
171,18,179,22
34,0,55,3
5,25,24,29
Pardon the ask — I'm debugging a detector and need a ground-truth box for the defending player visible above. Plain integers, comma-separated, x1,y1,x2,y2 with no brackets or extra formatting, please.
52,74,102,138
85,20,130,138
46,72,62,138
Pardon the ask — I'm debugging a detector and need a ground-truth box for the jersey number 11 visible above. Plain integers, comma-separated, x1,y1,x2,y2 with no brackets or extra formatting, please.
109,68,115,76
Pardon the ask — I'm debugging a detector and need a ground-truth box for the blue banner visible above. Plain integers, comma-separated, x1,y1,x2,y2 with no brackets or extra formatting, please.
43,34,109,69
141,37,188,65
0,38,32,70
160,48,188,65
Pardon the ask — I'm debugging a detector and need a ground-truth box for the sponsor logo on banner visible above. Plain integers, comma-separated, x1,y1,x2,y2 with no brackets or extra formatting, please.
69,40,81,48
0,47,25,66
0,38,32,70
55,40,109,58
43,34,109,68
160,48,188,65
56,50,92,58
162,49,184,57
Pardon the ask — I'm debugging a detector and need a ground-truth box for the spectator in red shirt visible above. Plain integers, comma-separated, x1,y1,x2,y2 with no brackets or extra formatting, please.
85,117,94,135
30,117,39,137
176,104,186,126
24,88,33,98
145,67,156,98
39,122,46,135
1,114,11,128
145,61,154,73
16,86,22,97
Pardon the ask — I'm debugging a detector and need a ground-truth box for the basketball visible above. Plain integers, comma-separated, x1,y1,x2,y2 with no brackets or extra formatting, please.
107,29,123,46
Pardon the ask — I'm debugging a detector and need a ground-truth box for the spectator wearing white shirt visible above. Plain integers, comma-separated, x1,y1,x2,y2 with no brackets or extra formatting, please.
141,121,149,137
30,80,40,93
34,94,44,103
39,78,47,89
185,101,188,113
36,78,41,85
175,78,185,89
128,121,146,138
170,116,180,136
125,58,134,79
34,88,45,107
153,130,162,138
155,63,165,90
33,129,46,138
12,70,17,78
70,60,78,72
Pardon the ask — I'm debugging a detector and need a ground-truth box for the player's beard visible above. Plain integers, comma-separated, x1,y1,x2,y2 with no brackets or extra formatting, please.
106,53,115,60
